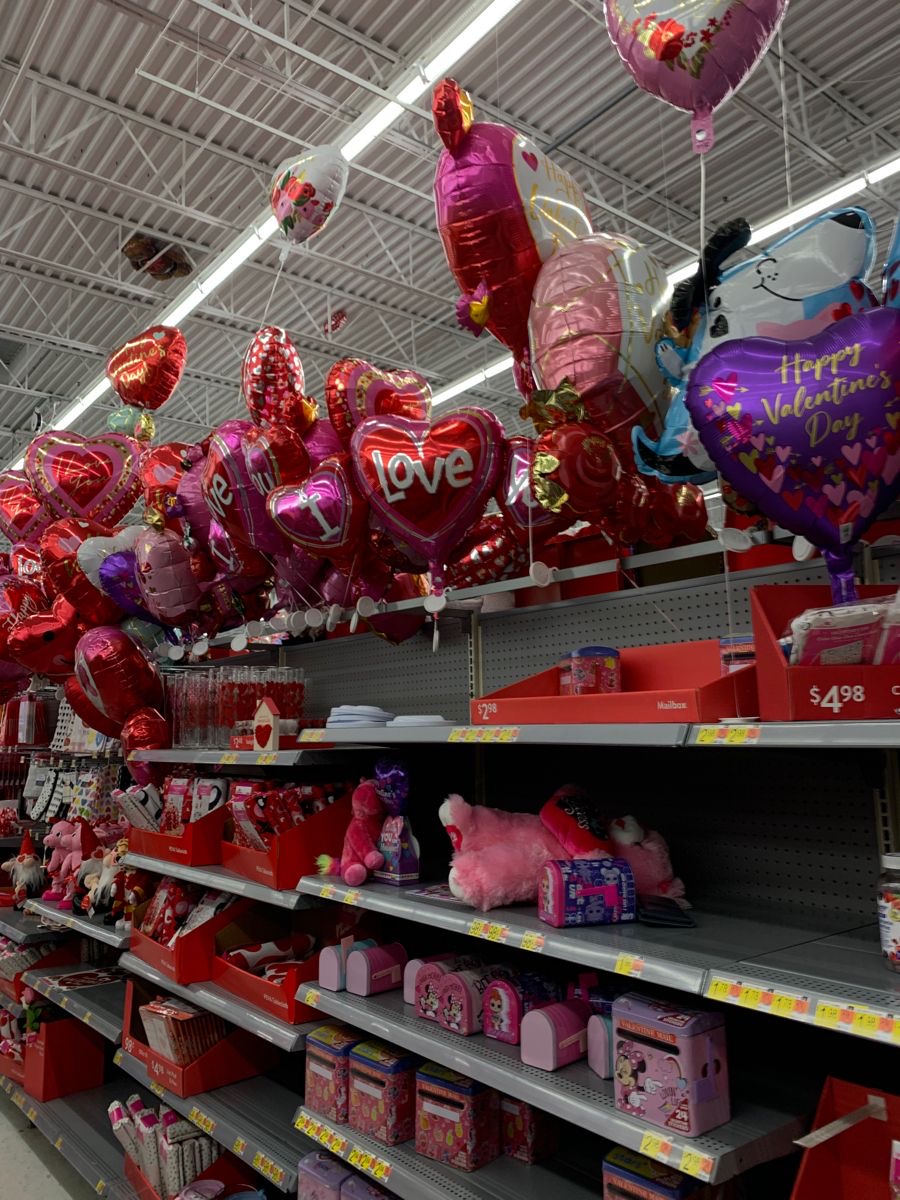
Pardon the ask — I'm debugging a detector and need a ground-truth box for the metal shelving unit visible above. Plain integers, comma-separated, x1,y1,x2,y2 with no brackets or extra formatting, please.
114,1047,303,1192
128,747,310,766
296,987,803,1185
22,963,126,1044
122,852,312,909
24,898,131,948
0,906,65,945
293,1105,602,1200
297,724,689,747
688,721,900,748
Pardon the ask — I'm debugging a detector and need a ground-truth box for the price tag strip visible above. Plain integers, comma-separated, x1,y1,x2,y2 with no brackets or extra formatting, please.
637,1131,713,1181
467,918,510,944
694,725,761,746
448,726,519,743
614,953,645,978
296,1111,380,1174
706,974,897,1041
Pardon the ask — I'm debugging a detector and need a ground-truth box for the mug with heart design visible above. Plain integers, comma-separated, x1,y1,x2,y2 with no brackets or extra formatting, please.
25,431,142,526
325,358,432,445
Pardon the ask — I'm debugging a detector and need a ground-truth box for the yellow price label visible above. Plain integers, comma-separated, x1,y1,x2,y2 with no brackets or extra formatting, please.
113,1049,123,1066
738,986,762,1009
467,917,508,943
373,1159,392,1180
219,751,238,764
149,1081,165,1097
306,1119,322,1140
303,988,320,1008
256,752,277,766
679,1149,714,1180
189,1107,215,1134
233,1137,247,1155
252,1152,276,1176
485,923,508,942
319,884,337,900
494,727,519,743
725,726,755,744
60,995,69,1009
344,889,361,906
468,918,486,938
294,1114,308,1133
815,1002,842,1028
696,726,719,744
349,1148,363,1168
447,728,464,742
95,1182,107,1196
614,953,645,977
329,1132,347,1154
520,930,545,952
54,1137,63,1151
318,1127,331,1145
771,994,797,1018
639,1132,673,1160
706,977,731,1001
852,1010,881,1038
300,729,326,742
26,1107,36,1121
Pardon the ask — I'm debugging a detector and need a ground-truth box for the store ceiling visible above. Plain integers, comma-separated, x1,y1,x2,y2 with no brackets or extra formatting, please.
0,0,898,463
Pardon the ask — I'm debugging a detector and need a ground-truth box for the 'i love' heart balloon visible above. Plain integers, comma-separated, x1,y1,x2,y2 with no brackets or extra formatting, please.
496,436,567,546
202,420,286,555
106,324,187,410
604,0,789,153
25,432,142,526
75,626,164,723
686,307,900,601
241,326,306,427
0,470,52,545
267,455,367,563
351,408,505,590
242,424,310,497
325,359,432,446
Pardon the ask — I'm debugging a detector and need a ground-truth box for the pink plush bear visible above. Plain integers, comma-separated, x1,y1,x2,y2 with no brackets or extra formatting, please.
42,819,77,902
317,779,385,887
609,815,687,905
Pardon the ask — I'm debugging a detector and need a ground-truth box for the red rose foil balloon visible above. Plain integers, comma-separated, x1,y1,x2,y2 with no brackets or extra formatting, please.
241,326,305,427
0,470,53,545
325,359,432,446
532,424,623,517
496,436,567,546
25,431,142,526
121,707,171,787
106,324,187,410
74,626,164,724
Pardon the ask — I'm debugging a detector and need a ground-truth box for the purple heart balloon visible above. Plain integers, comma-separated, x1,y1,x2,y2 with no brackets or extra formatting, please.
201,419,286,555
686,307,900,600
98,549,159,623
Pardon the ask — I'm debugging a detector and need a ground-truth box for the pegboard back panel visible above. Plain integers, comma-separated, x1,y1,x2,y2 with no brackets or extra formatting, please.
478,559,830,693
282,622,471,722
872,550,900,583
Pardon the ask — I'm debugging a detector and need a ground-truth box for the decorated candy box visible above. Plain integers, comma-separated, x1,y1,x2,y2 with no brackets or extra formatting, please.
348,1038,418,1146
404,953,455,1005
500,1097,558,1165
602,1145,706,1199
415,1062,500,1172
297,1150,352,1200
539,858,636,928
305,1023,362,1124
482,972,560,1045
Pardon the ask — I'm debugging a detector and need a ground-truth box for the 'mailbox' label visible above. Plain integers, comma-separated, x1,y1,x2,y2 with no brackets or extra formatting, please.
656,698,687,711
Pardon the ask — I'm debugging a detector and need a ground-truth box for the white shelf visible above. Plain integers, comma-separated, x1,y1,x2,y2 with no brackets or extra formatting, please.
296,987,802,1186
22,963,126,1044
123,853,312,909
0,905,66,945
24,898,131,948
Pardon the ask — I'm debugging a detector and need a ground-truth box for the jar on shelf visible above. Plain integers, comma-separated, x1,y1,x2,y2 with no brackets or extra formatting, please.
878,852,900,971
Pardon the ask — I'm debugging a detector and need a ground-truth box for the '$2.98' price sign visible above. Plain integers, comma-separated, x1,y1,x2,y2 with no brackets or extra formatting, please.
809,684,866,714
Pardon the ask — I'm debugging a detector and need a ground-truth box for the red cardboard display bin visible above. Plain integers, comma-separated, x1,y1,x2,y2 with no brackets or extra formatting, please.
130,897,251,986
122,979,279,1097
0,942,82,1004
220,788,352,891
470,639,757,724
211,952,320,1025
0,1016,105,1099
125,1148,258,1200
129,805,228,867
752,584,900,721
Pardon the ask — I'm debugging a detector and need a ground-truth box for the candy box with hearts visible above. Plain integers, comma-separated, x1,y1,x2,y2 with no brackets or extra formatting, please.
130,895,251,985
415,1062,500,1172
130,803,227,867
752,584,900,720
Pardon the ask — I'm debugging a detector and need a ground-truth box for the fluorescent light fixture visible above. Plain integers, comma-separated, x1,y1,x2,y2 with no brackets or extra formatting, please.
54,379,112,431
10,456,23,471
750,177,867,246
867,153,900,186
431,354,514,406
341,103,404,163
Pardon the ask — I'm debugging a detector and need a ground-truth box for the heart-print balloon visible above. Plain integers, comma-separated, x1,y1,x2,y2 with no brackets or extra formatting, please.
74,626,163,723
531,423,623,517
325,359,432,446
64,675,122,738
268,454,367,563
269,144,348,247
0,470,52,545
446,514,529,589
242,424,310,498
202,420,286,555
241,326,305,427
7,595,83,680
26,432,141,525
0,573,47,657
141,442,190,525
134,528,203,624
496,436,567,546
604,1,788,153
40,518,123,625
687,308,900,600
351,407,505,587
9,543,43,579
106,324,187,410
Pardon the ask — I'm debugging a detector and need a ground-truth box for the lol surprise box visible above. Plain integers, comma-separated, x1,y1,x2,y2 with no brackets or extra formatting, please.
305,1023,362,1124
415,1061,500,1172
348,1039,418,1147
612,993,730,1137
539,858,636,928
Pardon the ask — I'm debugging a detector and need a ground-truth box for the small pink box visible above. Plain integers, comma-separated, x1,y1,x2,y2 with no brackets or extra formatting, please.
482,973,560,1045
612,992,730,1136
320,939,378,992
415,1062,500,1172
438,965,510,1037
345,943,407,996
297,1151,352,1200
348,1039,418,1147
587,1013,614,1079
500,1097,558,1164
403,954,455,1005
520,1000,591,1071
305,1023,362,1124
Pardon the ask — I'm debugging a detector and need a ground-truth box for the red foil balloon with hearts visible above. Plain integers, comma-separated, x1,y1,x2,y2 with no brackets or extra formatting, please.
268,454,367,565
121,707,171,787
74,626,164,724
64,675,122,739
0,574,47,657
0,470,53,545
25,432,142,526
241,326,306,427
40,518,124,625
202,419,286,555
325,359,432,446
7,595,84,680
496,436,568,547
445,514,529,589
140,442,190,527
106,324,187,410
351,407,505,592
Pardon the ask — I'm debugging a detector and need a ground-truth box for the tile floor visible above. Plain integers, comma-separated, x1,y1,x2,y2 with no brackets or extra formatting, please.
0,1094,96,1199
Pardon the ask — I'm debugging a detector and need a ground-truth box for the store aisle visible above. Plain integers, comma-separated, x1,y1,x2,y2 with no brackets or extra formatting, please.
0,1098,95,1199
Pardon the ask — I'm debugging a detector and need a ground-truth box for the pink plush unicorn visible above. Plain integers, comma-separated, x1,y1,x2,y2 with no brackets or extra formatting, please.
609,815,686,904
317,779,385,887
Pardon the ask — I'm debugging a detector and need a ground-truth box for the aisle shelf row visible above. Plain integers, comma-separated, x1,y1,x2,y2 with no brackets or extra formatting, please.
129,747,310,766
0,1073,143,1199
123,852,312,909
24,898,131,948
22,963,126,1044
297,986,802,1185
120,951,313,1051
0,906,65,945
292,1105,601,1200
114,1046,302,1192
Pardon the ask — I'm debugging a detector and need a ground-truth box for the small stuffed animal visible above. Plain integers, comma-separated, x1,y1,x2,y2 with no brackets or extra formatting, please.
42,819,77,901
317,778,385,887
609,816,687,905
1,832,45,907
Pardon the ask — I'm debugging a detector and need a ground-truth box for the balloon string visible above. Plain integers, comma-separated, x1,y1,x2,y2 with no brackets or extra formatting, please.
776,30,793,213
261,249,288,325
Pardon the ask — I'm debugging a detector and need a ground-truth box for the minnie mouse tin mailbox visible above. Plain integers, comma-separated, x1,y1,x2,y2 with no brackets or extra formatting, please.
612,993,730,1136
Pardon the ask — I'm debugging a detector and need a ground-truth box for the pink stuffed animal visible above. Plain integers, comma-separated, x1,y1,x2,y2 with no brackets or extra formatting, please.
42,819,77,901
317,779,385,887
439,786,613,911
608,815,687,904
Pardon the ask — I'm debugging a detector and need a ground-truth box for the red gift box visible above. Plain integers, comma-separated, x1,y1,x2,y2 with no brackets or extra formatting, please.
130,897,251,986
129,805,227,867
125,1146,258,1200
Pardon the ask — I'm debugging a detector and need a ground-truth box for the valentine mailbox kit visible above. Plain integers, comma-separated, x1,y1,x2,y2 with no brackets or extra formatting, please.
470,639,757,724
752,584,900,720
129,804,227,868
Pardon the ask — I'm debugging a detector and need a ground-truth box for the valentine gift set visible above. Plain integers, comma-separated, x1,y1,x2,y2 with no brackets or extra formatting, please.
538,858,637,928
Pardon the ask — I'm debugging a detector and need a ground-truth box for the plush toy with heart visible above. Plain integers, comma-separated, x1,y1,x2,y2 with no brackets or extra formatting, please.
106,324,187,410
25,431,142,525
325,358,432,445
267,454,366,564
0,470,52,545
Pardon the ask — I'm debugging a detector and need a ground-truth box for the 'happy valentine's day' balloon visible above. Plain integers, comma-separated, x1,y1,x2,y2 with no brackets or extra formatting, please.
0,470,52,545
326,359,432,446
270,145,348,247
75,626,164,724
106,324,187,410
686,307,900,600
604,0,789,152
241,326,305,427
25,432,141,526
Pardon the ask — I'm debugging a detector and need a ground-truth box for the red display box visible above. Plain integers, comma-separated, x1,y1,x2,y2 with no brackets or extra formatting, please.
125,1146,258,1199
0,942,82,1003
122,979,278,1098
0,1017,105,1099
129,806,227,867
130,897,251,986
211,953,320,1025
470,640,757,724
220,790,352,891
752,584,900,721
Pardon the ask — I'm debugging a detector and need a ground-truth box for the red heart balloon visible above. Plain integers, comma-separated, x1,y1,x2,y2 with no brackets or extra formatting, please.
106,324,187,410
0,574,47,657
326,359,432,446
140,442,190,525
445,514,529,588
7,596,83,679
531,423,622,517
267,454,366,563
74,626,163,723
241,326,305,426
122,707,171,787
25,431,142,525
40,518,123,625
9,543,43,579
242,424,310,496
64,675,122,739
0,470,52,545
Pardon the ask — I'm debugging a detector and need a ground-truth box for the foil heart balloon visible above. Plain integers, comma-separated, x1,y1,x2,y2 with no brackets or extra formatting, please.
269,145,348,247
176,456,212,549
7,595,83,680
268,455,367,563
303,418,343,468
134,528,203,624
531,423,623,517
74,626,164,723
0,470,52,545
141,442,190,526
9,543,43,579
0,573,47,657
78,526,157,622
64,675,122,739
106,324,187,409
686,307,900,601
25,432,141,525
496,436,567,546
325,359,432,446
241,326,306,427
351,407,505,590
604,0,789,153
122,707,171,787
446,514,529,589
207,521,274,591
202,419,286,555
242,424,310,498
40,518,123,624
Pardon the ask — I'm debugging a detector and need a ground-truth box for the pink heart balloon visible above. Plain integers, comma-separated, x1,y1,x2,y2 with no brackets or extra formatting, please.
201,419,286,555
325,358,432,446
134,528,202,624
267,455,366,562
496,436,567,546
25,432,141,525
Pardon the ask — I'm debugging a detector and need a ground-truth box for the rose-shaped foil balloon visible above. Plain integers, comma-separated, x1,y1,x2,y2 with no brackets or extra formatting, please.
532,423,623,517
270,145,348,247
7,595,83,680
64,675,122,739
25,432,141,525
106,324,187,410
325,359,432,446
141,442,190,526
0,470,53,545
686,307,900,602
202,419,286,555
40,518,123,625
134,528,203,624
74,626,164,724
268,455,367,564
496,436,567,547
604,0,789,153
242,424,310,498
433,78,592,391
0,573,47,658
9,543,42,579
241,326,305,427
121,707,171,787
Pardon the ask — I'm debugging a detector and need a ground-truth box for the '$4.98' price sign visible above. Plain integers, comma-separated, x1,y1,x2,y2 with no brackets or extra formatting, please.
809,684,866,714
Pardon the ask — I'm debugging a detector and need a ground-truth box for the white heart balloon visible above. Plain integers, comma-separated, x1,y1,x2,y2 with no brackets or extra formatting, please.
77,525,142,589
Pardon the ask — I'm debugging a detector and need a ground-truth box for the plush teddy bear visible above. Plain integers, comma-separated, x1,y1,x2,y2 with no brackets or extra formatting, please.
609,815,687,904
42,819,78,902
316,779,385,887
439,785,613,911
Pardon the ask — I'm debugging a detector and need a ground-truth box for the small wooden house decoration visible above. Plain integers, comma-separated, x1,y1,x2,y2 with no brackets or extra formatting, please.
253,697,281,752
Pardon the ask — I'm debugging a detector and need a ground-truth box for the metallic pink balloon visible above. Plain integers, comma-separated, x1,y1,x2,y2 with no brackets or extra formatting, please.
134,527,202,624
496,436,567,546
175,455,212,548
604,1,789,152
202,419,286,555
302,418,343,468
267,455,366,562
320,562,391,607
74,626,164,723
274,545,328,599
206,521,273,593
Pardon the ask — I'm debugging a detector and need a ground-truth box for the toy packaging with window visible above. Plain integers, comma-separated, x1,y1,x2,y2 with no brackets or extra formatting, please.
305,1023,362,1124
538,858,636,928
415,1061,500,1172
348,1038,418,1146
